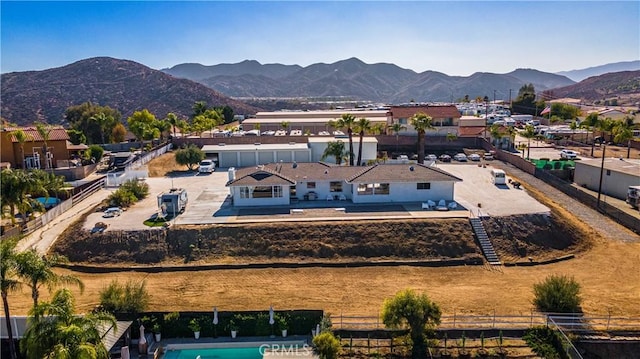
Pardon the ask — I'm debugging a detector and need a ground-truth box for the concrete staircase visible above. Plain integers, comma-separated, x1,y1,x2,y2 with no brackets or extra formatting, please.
470,217,501,265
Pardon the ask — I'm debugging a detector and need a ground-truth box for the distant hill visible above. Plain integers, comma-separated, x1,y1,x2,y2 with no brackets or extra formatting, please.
0,57,260,126
547,70,640,104
163,58,576,103
557,60,640,82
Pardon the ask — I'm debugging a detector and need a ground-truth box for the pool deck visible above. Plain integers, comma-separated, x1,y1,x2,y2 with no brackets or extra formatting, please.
130,335,317,358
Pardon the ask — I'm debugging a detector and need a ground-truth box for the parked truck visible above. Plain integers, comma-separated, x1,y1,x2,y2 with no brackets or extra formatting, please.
626,185,640,209
158,188,188,216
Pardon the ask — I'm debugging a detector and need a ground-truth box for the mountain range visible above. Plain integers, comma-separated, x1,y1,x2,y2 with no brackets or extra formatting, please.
0,57,259,126
162,57,577,103
557,60,640,82
1,57,638,127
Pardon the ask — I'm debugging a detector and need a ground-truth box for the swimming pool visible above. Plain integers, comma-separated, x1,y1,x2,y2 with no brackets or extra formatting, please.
162,341,311,359
163,346,262,359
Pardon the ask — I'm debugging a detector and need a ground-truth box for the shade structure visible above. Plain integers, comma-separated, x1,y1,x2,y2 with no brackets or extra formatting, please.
269,306,275,325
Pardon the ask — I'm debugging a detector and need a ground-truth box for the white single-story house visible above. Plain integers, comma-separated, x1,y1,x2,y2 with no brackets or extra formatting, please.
574,158,640,200
226,162,462,207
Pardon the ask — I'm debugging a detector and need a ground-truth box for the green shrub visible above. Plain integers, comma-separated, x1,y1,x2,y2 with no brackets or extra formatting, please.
313,331,341,359
533,274,582,313
523,326,569,359
120,179,149,199
107,188,137,208
99,279,150,314
175,145,205,170
87,145,104,162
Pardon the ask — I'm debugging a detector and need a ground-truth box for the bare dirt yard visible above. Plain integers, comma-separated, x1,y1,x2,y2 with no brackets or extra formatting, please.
5,152,640,320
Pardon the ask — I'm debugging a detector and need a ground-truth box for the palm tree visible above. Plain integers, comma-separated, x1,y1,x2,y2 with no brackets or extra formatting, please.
321,141,347,165
280,121,290,134
330,114,356,165
35,122,52,170
369,123,386,135
388,122,407,153
410,112,434,164
21,288,117,359
192,101,208,117
165,112,179,138
12,130,32,169
597,117,615,143
1,239,20,359
569,120,579,143
89,112,114,144
521,124,536,159
446,132,457,143
16,250,84,308
612,117,635,158
355,118,371,166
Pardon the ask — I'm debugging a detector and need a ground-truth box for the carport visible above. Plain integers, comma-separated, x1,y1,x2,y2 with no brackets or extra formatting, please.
202,143,311,168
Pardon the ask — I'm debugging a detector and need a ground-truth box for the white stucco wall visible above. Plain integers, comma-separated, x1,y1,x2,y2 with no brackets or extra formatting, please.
351,181,455,204
230,186,290,207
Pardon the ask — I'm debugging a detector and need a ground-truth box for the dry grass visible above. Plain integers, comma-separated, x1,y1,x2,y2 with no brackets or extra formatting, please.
147,151,189,177
4,153,640,320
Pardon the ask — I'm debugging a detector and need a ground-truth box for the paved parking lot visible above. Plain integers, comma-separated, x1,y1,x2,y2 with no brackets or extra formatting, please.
84,162,549,231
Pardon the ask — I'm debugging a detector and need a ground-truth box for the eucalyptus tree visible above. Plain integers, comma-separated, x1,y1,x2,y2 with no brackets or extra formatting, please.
410,112,434,164
329,114,356,165
355,117,371,166
21,288,116,359
1,239,20,359
16,250,84,308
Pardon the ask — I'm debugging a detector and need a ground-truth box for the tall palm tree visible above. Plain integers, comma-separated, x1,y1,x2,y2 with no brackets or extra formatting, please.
388,122,407,153
89,112,114,144
410,112,434,164
165,112,179,138
1,238,20,359
192,101,208,117
569,120,579,143
16,250,84,308
21,288,117,359
355,118,371,166
330,114,356,165
12,130,32,169
597,117,615,143
321,141,347,165
521,124,536,159
35,122,52,170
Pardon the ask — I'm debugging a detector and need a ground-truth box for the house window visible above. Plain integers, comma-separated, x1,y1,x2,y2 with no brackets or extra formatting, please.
375,183,390,195
307,182,316,189
252,186,273,198
330,181,342,192
357,183,374,195
357,183,389,195
239,187,250,199
274,186,283,198
606,170,611,176
417,182,431,190
398,118,407,125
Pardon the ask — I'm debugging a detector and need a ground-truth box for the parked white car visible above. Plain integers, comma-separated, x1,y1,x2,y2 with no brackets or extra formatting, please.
426,154,438,162
453,153,468,162
468,153,481,161
198,159,215,173
560,149,578,160
103,207,123,218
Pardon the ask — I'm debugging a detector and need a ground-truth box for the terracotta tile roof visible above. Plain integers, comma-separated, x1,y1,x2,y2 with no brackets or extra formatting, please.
458,126,487,137
4,126,70,142
390,105,461,119
347,163,462,183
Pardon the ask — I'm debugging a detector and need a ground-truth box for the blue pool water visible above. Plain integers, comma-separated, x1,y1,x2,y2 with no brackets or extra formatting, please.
162,347,263,359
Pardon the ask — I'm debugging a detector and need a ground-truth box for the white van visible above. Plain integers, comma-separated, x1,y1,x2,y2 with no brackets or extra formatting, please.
491,169,506,185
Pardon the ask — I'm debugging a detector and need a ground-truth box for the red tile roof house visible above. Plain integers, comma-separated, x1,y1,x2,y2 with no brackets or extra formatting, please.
226,162,462,207
389,105,462,136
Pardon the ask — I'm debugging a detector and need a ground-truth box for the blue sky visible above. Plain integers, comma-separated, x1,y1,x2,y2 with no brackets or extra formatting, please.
1,1,638,76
